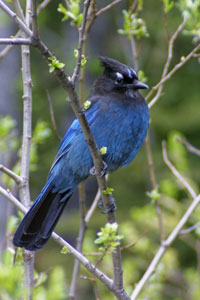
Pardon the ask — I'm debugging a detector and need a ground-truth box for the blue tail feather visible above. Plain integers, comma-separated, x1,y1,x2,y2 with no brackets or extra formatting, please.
13,182,72,250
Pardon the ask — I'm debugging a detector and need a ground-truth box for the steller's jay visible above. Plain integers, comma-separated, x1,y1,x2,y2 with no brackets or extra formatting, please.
13,57,150,251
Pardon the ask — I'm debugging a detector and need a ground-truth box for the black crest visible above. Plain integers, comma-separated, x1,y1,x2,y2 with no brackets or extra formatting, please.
99,56,137,80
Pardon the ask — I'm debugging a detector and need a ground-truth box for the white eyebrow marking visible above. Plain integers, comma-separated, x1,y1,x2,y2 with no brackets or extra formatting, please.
127,68,132,78
116,72,123,79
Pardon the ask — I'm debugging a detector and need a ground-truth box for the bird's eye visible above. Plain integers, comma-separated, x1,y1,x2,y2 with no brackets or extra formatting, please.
115,72,124,84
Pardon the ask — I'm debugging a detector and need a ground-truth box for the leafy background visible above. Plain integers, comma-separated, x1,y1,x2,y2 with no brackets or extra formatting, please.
0,0,200,299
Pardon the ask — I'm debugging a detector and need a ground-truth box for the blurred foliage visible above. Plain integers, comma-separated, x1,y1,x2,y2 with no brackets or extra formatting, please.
118,9,149,39
95,222,124,253
0,0,200,299
57,1,83,26
177,0,200,42
0,116,51,189
0,245,67,300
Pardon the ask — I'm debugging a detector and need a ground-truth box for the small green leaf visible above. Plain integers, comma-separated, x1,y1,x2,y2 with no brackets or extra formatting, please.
81,55,87,67
48,56,65,73
103,187,114,195
57,62,65,69
60,246,69,254
146,189,160,202
94,223,124,253
118,10,149,39
138,70,148,83
74,49,78,58
84,100,91,110
49,65,55,73
100,146,107,155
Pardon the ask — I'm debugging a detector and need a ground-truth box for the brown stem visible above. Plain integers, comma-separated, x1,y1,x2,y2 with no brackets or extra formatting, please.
162,0,170,41
96,0,122,17
146,19,193,108
71,0,91,84
69,182,87,300
0,0,128,296
46,90,62,140
176,137,200,157
0,38,31,45
145,132,164,242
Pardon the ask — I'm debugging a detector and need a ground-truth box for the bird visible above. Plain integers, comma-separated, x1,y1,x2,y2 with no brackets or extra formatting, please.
13,56,150,251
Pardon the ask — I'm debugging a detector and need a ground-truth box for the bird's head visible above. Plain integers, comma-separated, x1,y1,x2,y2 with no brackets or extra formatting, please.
92,56,148,97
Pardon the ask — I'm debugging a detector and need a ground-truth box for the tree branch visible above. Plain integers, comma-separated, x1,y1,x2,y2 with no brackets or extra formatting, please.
0,164,22,185
146,19,186,107
37,0,51,15
0,0,125,295
0,31,21,60
130,139,200,299
31,0,39,41
12,0,34,297
69,182,87,300
145,133,164,242
71,0,91,84
176,137,200,157
46,90,62,140
162,141,197,199
0,185,131,300
180,222,200,235
85,188,101,224
0,0,32,37
131,192,200,299
96,0,122,17
147,42,200,108
0,38,31,45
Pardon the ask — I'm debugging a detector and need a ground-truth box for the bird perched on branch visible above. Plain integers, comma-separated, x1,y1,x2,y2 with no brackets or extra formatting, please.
13,56,149,251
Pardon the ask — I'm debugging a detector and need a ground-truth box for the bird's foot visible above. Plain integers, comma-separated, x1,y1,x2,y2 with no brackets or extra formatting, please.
98,196,117,214
89,161,108,177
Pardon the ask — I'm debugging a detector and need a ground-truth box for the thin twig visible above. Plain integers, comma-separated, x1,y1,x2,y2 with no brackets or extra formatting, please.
130,0,138,13
0,38,31,45
148,42,200,108
71,0,91,84
0,186,131,300
0,164,22,185
0,0,49,60
31,0,39,41
85,188,101,224
145,133,164,242
147,19,186,107
69,182,87,300
162,141,197,199
69,3,97,294
130,140,200,299
13,0,34,297
131,192,200,299
46,90,62,140
64,0,71,10
0,31,21,60
176,137,200,157
162,0,170,41
0,0,127,296
37,0,51,14
0,0,32,36
180,222,200,235
96,0,122,16
130,35,139,72
81,276,100,300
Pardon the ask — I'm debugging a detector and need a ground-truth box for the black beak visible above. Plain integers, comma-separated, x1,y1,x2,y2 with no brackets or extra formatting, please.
132,80,149,90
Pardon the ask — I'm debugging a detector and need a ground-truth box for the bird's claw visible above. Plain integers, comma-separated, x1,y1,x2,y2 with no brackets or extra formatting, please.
89,161,108,177
98,196,117,214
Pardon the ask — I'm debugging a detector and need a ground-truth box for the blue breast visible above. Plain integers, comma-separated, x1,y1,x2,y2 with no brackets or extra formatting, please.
49,95,149,193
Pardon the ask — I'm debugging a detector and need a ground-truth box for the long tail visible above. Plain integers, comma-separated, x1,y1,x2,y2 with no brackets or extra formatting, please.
13,183,72,251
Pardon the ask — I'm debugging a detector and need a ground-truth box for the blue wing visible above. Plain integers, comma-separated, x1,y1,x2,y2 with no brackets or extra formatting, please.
50,99,101,172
